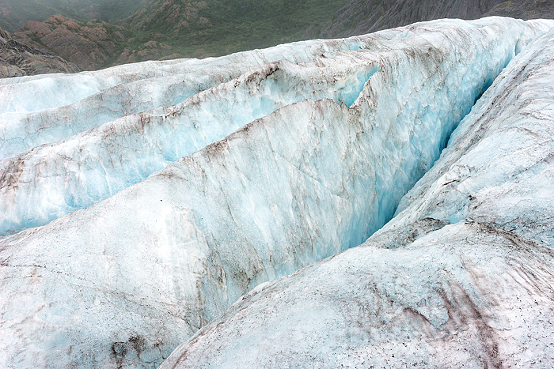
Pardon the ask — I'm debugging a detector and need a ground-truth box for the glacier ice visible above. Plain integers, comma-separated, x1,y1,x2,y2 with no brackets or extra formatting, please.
1,18,551,237
0,58,377,234
0,35,393,160
0,41,360,158
1,16,554,369
160,27,554,369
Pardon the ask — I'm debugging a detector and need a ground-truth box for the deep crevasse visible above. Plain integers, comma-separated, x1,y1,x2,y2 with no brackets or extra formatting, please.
158,27,554,369
0,18,551,237
1,17,553,369
0,58,376,234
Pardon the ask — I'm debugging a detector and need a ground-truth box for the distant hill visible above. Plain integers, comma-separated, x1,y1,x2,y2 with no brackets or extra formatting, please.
10,0,353,69
303,0,546,39
12,14,129,70
485,0,554,19
10,0,549,72
0,0,148,33
12,14,184,70
0,25,78,77
124,0,352,58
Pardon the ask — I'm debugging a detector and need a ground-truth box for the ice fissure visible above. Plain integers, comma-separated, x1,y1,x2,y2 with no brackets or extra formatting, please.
0,19,547,237
159,27,554,369
1,17,554,369
0,58,377,235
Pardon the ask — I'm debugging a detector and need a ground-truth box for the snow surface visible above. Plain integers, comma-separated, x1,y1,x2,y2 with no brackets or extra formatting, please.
160,27,554,369
1,16,554,369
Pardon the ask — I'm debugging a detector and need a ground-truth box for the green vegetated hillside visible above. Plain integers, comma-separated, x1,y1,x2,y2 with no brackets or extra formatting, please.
6,0,554,72
13,14,129,70
125,0,352,58
0,0,148,32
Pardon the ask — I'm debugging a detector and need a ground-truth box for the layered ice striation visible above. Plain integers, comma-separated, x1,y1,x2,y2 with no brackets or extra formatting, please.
0,39,383,160
1,17,554,369
160,27,554,369
1,17,551,236
0,58,376,234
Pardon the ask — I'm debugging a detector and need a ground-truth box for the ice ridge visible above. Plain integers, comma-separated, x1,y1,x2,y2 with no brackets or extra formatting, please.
0,18,550,237
0,58,376,235
159,27,554,369
1,17,553,369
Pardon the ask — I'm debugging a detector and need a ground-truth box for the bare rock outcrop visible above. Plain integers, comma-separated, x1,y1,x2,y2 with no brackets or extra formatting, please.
0,26,79,78
13,15,125,71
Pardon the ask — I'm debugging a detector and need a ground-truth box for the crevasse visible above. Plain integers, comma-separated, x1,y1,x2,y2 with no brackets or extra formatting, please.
0,58,376,235
1,18,554,369
157,27,554,369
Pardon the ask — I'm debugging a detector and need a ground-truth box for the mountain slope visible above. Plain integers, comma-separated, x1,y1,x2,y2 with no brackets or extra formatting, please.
0,25,78,77
124,0,352,58
12,14,128,70
7,0,353,69
485,0,554,19
304,0,530,39
0,0,148,33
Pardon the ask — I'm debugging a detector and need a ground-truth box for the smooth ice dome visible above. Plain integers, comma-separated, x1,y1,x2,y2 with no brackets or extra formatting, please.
1,16,554,369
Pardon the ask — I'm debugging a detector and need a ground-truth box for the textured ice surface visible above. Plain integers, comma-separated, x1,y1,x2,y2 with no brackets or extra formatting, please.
160,28,554,369
0,58,376,234
161,222,554,369
1,17,554,369
1,17,551,236
0,40,362,157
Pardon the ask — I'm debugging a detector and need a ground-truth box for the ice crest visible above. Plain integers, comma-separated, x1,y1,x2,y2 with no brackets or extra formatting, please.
1,17,554,369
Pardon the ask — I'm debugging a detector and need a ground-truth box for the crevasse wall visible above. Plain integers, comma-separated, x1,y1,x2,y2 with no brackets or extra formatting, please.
0,59,376,234
158,27,554,369
1,18,553,369
1,19,551,237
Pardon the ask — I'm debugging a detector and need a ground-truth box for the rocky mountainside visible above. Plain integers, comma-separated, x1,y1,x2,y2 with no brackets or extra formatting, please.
8,0,351,70
0,25,78,77
485,0,554,18
304,0,553,39
12,14,130,70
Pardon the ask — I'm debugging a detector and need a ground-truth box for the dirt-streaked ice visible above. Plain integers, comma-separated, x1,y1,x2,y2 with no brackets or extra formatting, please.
160,28,554,369
1,17,554,369
1,18,552,236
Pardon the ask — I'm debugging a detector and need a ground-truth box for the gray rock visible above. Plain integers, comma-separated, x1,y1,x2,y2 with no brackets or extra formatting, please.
305,0,551,39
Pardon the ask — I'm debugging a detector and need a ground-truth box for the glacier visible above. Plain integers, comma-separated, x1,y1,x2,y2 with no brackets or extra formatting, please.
1,16,554,369
1,17,552,236
160,27,554,369
0,58,376,233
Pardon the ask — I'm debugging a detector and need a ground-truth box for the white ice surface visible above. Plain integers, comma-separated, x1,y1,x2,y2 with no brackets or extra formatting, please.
0,36,390,159
0,57,376,234
1,17,554,369
160,27,554,369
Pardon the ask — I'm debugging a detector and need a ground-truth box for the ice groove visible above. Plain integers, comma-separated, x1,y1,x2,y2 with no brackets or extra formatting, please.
2,17,554,369
0,57,376,235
